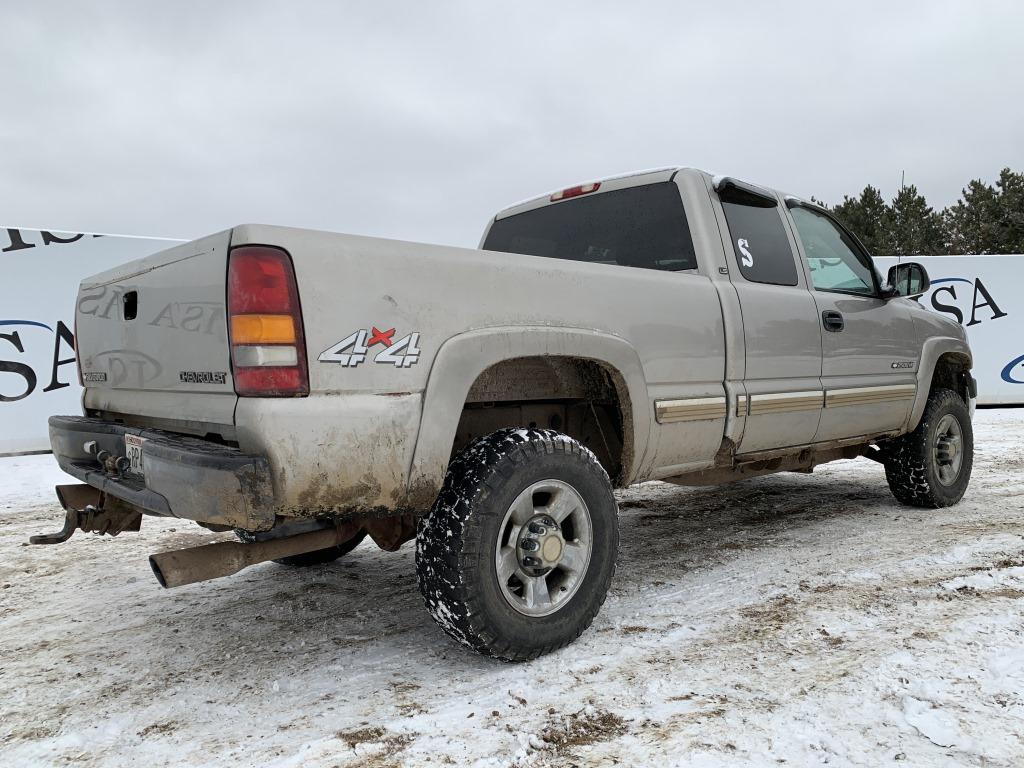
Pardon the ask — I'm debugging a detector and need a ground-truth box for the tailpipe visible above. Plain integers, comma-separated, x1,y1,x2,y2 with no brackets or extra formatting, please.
149,526,353,588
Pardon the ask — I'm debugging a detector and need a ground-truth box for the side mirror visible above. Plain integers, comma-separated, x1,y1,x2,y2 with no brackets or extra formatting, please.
885,262,930,299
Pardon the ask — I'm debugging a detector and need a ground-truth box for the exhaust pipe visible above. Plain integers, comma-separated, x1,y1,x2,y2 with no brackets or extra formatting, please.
149,526,355,588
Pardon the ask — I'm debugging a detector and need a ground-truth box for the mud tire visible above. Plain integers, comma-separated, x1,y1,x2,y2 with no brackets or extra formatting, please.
883,388,973,508
416,428,618,661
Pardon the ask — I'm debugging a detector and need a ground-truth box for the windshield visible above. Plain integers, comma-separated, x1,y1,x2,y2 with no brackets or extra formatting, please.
483,182,697,272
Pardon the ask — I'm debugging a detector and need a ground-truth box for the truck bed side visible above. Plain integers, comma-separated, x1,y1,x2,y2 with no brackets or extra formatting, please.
228,223,728,514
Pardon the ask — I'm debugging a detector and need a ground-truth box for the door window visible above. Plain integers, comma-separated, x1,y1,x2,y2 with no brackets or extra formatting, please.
790,206,877,296
720,196,799,286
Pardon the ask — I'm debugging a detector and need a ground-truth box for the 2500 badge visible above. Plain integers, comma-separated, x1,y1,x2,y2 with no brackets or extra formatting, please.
318,327,421,368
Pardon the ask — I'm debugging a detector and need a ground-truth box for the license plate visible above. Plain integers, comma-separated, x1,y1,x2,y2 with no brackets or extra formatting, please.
124,434,147,477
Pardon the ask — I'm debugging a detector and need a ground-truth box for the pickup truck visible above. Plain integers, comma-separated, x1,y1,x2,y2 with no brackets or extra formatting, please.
37,167,976,661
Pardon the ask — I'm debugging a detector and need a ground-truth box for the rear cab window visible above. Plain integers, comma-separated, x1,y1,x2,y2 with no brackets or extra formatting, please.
482,182,697,272
718,184,799,286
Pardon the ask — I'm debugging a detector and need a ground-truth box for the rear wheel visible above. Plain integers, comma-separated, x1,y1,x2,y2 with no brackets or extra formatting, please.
416,428,618,661
883,388,973,508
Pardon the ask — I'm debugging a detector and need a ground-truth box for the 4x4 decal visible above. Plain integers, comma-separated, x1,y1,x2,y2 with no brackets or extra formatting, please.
318,327,421,368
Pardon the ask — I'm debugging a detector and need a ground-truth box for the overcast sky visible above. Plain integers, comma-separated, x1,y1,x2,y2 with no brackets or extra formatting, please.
3,1,1022,247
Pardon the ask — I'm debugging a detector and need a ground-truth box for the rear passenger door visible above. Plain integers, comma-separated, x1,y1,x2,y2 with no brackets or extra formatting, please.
785,203,919,442
713,180,824,453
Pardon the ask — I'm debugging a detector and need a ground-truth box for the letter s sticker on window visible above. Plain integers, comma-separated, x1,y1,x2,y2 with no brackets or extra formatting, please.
737,238,754,267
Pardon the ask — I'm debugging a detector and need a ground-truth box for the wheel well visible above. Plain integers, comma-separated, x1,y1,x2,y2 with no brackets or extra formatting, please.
930,352,972,402
451,357,632,485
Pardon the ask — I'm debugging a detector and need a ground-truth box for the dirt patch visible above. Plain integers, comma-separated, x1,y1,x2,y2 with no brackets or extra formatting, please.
137,721,178,738
738,595,797,629
337,725,385,747
620,625,649,634
817,627,844,648
939,585,1024,601
336,725,414,752
389,680,421,695
993,554,1024,569
618,499,655,510
530,708,627,757
798,580,839,594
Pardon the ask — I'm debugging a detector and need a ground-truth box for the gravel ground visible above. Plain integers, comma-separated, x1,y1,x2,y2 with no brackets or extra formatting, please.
1,409,1022,767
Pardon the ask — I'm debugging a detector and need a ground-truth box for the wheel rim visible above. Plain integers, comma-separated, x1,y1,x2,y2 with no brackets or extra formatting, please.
933,413,964,486
494,479,593,617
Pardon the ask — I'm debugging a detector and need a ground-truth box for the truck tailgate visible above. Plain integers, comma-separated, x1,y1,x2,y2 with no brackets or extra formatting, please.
76,230,237,427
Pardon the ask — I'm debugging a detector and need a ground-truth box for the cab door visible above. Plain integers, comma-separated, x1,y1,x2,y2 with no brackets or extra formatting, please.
785,203,919,442
712,179,825,454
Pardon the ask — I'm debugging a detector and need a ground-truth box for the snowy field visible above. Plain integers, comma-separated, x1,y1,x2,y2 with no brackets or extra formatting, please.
1,410,1022,767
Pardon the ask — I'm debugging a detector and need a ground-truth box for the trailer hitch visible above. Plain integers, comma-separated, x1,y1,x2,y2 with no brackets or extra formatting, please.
28,484,142,545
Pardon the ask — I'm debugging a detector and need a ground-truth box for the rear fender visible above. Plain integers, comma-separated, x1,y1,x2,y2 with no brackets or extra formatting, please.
407,327,652,503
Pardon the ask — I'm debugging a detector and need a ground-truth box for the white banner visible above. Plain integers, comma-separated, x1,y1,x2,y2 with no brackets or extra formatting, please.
1,227,181,455
875,255,1023,405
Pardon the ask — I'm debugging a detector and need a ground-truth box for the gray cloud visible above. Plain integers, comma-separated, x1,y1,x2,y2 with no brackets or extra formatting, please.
2,1,1022,247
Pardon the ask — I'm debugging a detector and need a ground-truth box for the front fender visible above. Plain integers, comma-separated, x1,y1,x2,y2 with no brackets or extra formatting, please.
406,326,652,501
906,336,973,431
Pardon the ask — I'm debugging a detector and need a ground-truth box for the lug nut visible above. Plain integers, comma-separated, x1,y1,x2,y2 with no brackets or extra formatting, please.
528,522,546,534
521,539,539,551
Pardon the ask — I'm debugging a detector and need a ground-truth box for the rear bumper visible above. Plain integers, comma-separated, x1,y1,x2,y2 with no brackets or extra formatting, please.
48,415,275,530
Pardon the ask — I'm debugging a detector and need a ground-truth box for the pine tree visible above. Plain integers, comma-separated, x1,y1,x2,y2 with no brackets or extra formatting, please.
944,169,1024,254
946,179,999,254
886,185,947,256
832,185,891,255
822,168,1022,256
993,168,1024,253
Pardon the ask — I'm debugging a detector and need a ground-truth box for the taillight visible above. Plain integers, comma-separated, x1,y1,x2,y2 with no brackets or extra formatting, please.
227,246,309,397
550,182,600,202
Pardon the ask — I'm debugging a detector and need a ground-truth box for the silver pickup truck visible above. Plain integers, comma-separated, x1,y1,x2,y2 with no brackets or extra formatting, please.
38,167,975,660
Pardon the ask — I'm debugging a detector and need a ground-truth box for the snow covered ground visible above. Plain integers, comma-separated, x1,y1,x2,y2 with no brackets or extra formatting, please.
1,410,1022,767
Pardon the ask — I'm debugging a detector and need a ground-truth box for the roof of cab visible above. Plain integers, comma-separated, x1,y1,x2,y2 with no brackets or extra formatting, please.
492,166,692,222
488,167,812,229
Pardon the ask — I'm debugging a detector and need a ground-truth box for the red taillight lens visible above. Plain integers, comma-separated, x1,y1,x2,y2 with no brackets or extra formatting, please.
228,249,293,313
227,246,309,397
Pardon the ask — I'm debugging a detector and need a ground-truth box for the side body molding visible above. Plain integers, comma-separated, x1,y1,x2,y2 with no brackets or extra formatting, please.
407,326,653,499
905,336,973,431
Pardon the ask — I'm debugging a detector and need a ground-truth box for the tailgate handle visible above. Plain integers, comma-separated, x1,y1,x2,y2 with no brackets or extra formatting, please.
123,290,138,320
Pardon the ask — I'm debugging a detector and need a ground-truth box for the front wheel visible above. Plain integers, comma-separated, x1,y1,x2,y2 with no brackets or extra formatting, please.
416,428,618,661
883,388,973,508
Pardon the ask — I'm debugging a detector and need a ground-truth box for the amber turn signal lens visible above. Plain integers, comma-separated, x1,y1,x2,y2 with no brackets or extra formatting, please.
230,314,296,345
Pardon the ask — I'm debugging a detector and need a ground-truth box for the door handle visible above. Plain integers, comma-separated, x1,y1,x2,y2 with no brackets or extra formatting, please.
822,310,844,332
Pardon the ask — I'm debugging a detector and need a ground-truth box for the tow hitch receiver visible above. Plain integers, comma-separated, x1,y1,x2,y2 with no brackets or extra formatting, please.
28,484,142,545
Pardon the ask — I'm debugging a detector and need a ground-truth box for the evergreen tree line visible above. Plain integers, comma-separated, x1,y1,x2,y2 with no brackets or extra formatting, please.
818,168,1024,256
